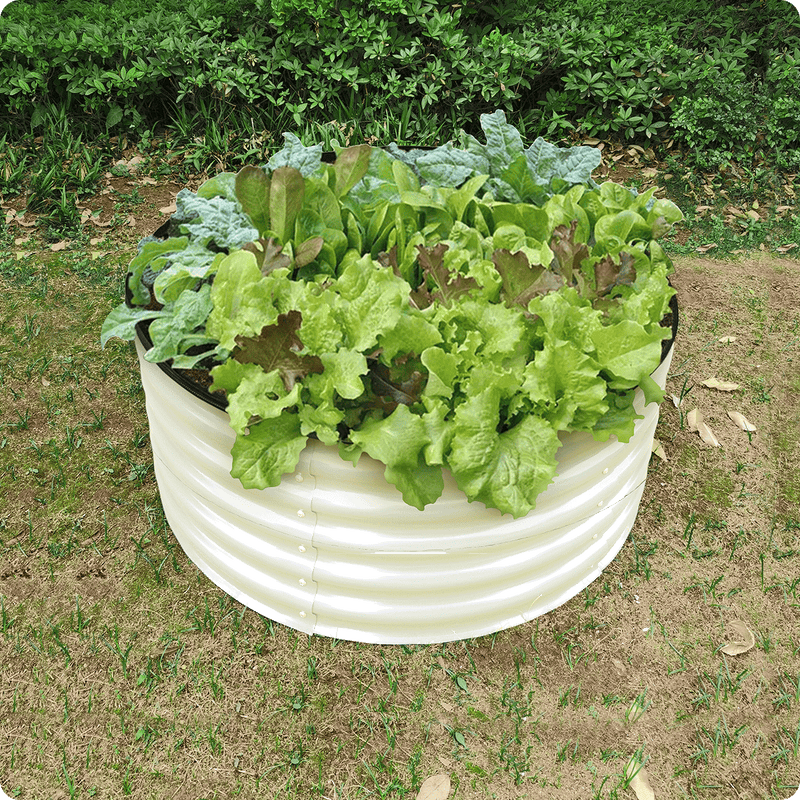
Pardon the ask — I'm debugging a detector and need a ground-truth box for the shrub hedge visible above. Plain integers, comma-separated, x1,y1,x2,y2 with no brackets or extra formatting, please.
0,0,798,165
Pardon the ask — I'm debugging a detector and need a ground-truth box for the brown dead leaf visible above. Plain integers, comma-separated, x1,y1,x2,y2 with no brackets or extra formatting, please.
694,205,713,214
651,439,667,461
139,177,158,185
641,167,658,177
727,411,756,432
696,243,717,253
127,214,136,227
697,422,720,448
416,775,450,800
702,378,740,391
670,394,681,408
625,758,655,800
41,377,50,387
49,241,67,252
159,202,177,215
746,210,760,220
80,209,93,224
720,619,755,655
686,409,720,447
718,335,737,343
16,216,37,228
4,209,16,223
114,155,145,174
777,243,799,253
90,218,112,228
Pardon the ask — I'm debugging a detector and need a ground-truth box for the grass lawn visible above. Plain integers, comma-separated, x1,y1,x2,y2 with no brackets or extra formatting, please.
0,140,799,800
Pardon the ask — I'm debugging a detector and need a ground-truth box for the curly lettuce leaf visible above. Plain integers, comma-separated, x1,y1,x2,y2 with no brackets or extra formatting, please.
232,310,324,392
335,255,408,351
297,371,347,445
350,404,444,510
591,319,667,391
521,339,608,431
319,350,369,400
527,288,603,353
377,312,442,364
591,389,641,443
206,250,286,351
447,386,561,517
210,360,302,435
229,412,308,489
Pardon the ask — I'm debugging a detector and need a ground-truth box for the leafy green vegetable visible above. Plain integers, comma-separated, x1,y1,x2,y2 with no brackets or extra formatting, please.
229,413,308,490
102,112,684,517
235,166,271,237
395,110,601,206
447,387,561,516
231,310,324,392
173,190,258,250
100,303,166,349
265,132,323,177
350,405,444,511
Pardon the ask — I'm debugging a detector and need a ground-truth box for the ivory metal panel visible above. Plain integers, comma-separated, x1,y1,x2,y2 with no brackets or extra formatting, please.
136,337,673,644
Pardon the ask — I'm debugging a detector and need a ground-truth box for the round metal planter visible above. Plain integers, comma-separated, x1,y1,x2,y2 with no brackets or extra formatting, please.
135,322,675,644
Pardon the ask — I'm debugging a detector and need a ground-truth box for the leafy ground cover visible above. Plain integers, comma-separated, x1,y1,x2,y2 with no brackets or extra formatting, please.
1,142,799,799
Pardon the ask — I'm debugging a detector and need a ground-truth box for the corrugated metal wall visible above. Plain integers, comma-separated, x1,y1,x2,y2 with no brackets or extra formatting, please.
136,339,674,644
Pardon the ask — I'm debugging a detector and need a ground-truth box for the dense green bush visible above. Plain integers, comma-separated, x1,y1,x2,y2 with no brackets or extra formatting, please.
670,66,767,169
0,0,798,167
763,46,800,169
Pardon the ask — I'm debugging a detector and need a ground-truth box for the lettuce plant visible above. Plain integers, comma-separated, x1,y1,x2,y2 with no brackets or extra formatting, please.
102,110,683,518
